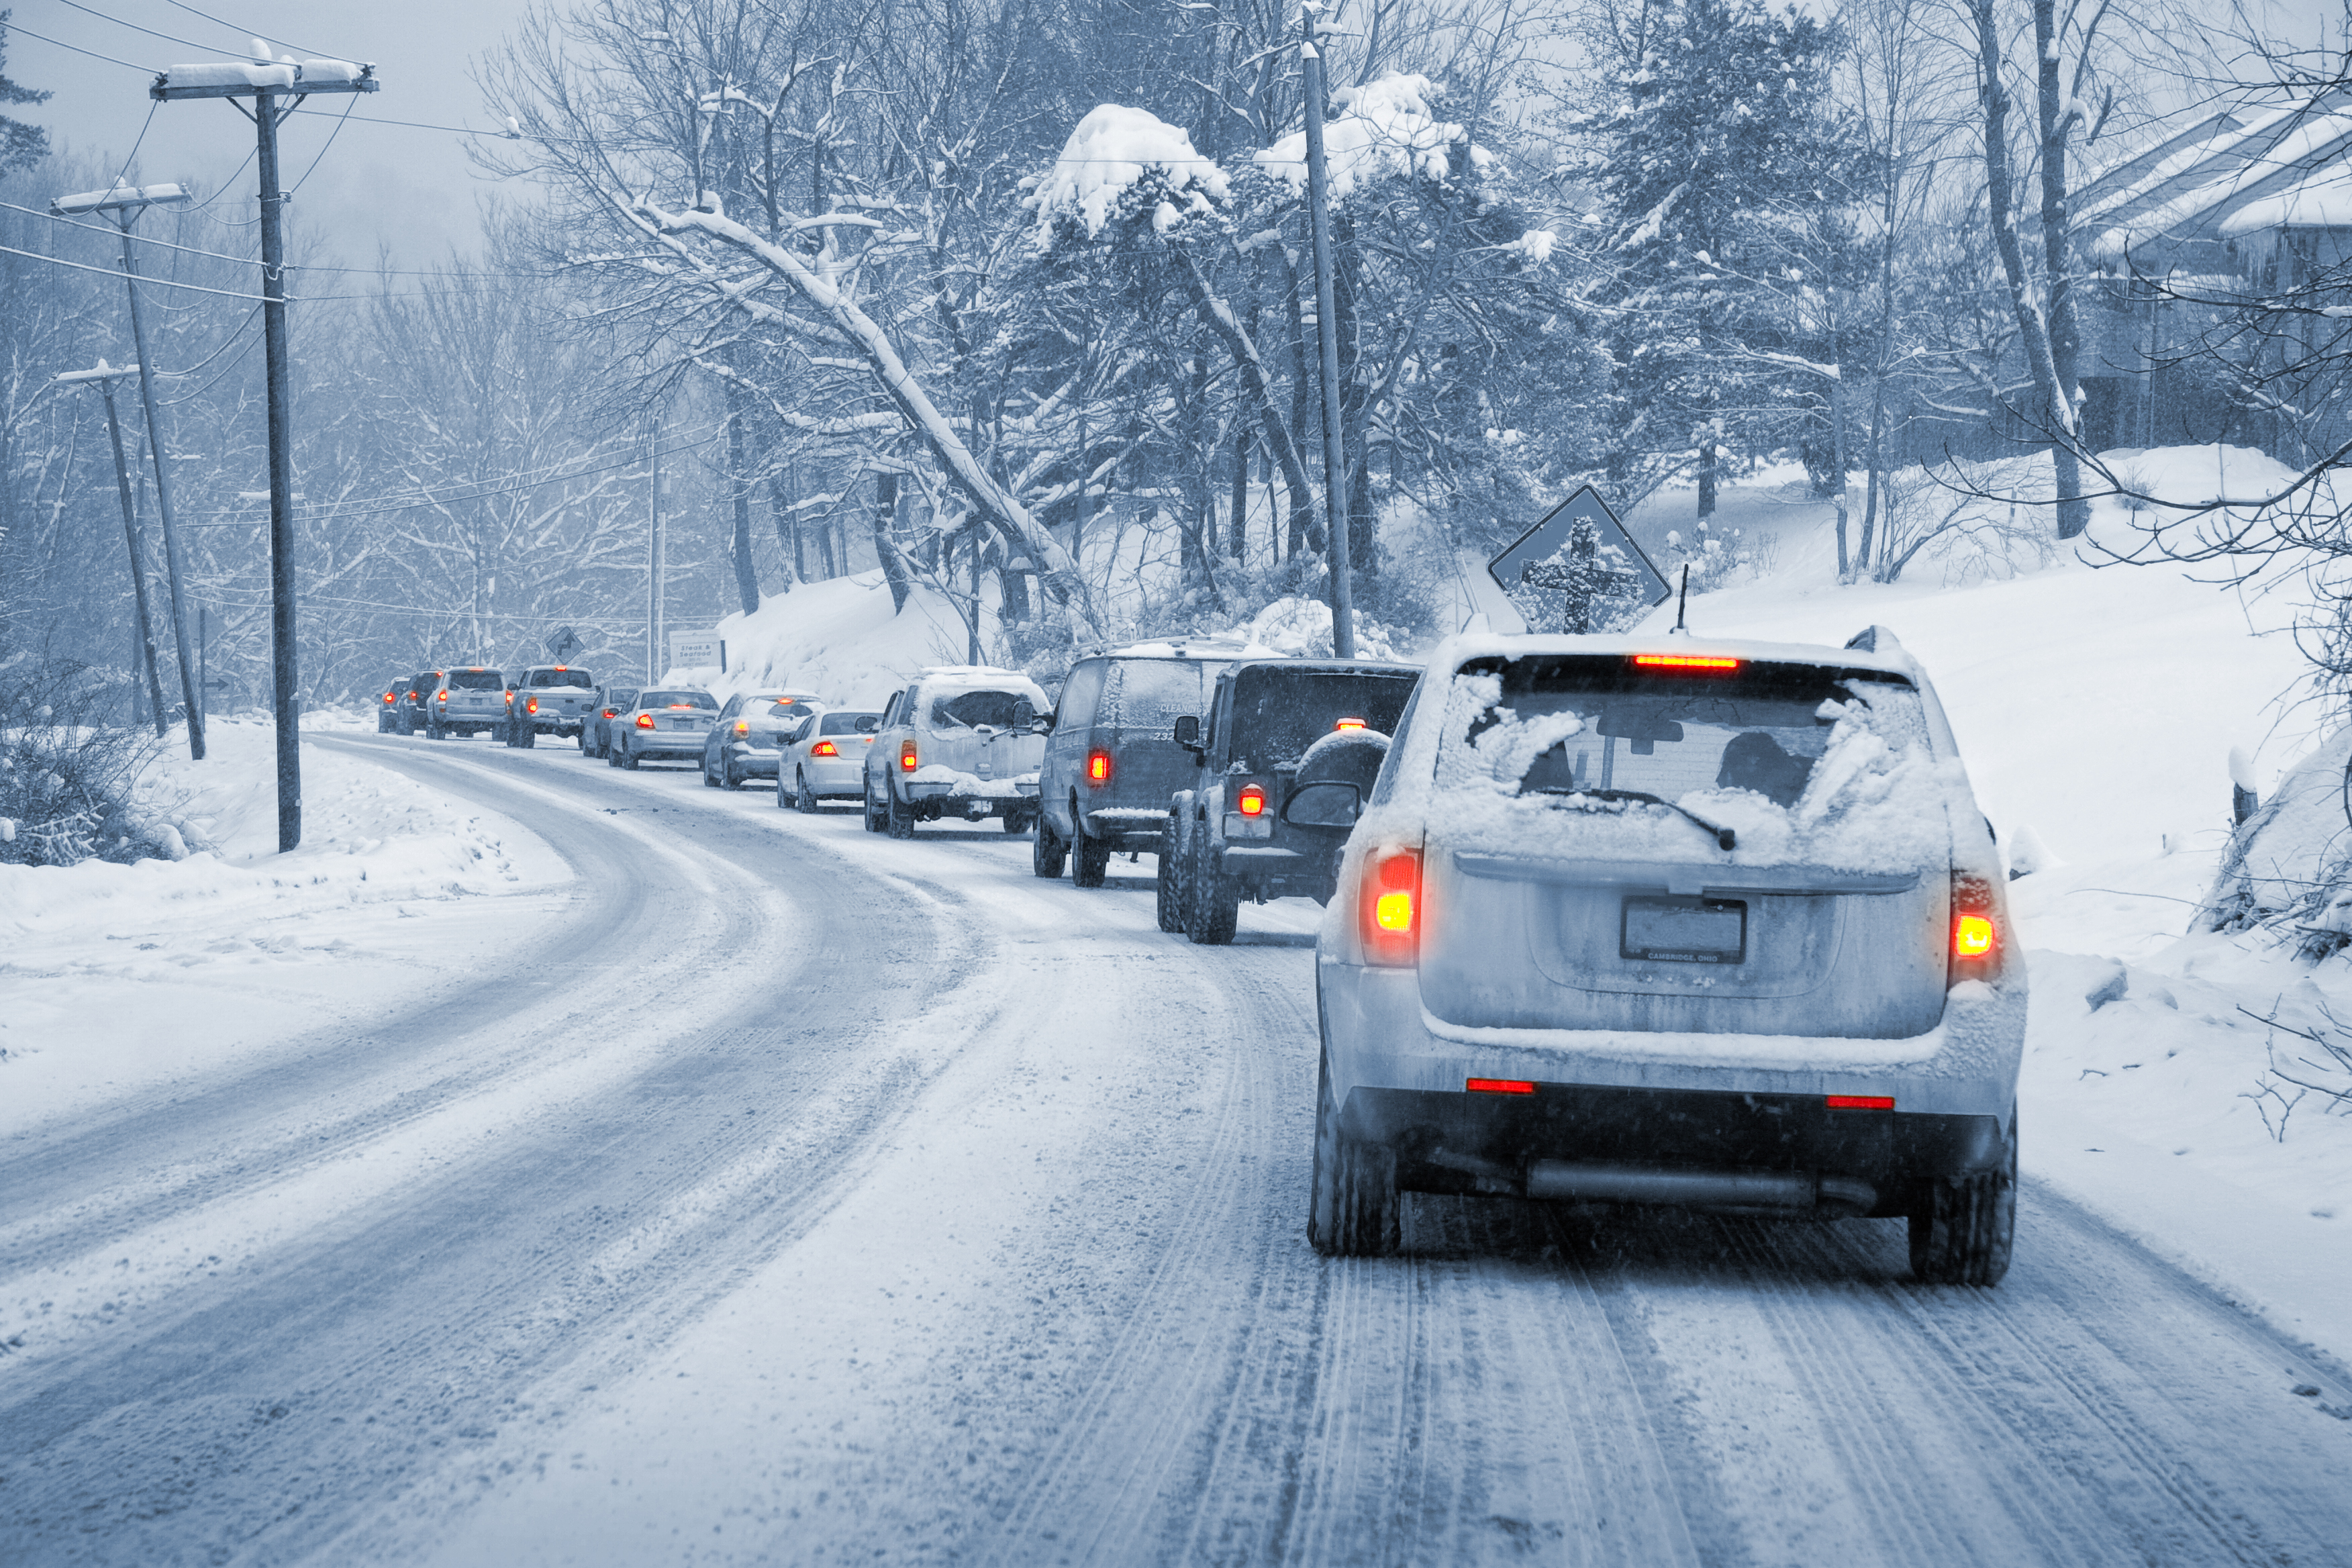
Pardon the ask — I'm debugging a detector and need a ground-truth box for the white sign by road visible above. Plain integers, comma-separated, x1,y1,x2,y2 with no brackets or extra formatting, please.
669,631,726,671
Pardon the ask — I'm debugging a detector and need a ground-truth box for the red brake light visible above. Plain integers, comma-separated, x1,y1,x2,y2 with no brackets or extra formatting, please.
1238,784,1265,816
635,712,656,729
734,720,749,735
1086,749,1112,785
1949,874,2000,977
601,707,618,719
526,696,540,715
1467,1078,1534,1095
1359,847,1422,966
1632,653,1741,673
1334,717,1366,732
1826,1095,1896,1110
901,740,918,772
812,739,839,757
436,691,448,703
554,665,567,671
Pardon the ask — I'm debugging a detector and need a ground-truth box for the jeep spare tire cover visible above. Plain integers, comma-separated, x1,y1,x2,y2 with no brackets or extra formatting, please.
1290,728,1389,797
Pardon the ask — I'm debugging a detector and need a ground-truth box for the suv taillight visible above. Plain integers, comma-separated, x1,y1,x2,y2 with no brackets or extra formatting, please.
900,740,918,772
1949,873,2000,982
1086,749,1112,785
436,691,448,703
1360,846,1423,967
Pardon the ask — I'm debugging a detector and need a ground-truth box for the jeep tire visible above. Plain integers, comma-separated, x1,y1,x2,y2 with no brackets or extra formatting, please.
1156,812,1189,933
1185,827,1239,944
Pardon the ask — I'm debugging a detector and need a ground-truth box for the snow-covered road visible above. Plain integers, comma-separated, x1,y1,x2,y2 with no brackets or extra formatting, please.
7,733,2352,1566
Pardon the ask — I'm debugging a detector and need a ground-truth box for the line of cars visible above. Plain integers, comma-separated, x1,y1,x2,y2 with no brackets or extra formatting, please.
377,627,2025,1285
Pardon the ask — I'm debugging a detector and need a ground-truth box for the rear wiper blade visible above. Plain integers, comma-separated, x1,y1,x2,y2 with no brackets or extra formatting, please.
1532,786,1736,852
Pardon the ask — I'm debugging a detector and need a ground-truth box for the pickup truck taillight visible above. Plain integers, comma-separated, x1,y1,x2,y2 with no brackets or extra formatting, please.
526,696,540,715
635,712,656,729
1359,846,1423,967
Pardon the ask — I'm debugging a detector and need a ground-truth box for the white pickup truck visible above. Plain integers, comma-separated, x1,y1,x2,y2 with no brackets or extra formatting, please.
503,666,597,748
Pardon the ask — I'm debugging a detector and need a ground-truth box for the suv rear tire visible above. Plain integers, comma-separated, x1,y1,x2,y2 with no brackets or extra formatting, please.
1308,1046,1398,1257
886,786,917,839
1909,1114,2016,1286
1186,827,1239,944
1072,820,1111,887
1156,813,1188,932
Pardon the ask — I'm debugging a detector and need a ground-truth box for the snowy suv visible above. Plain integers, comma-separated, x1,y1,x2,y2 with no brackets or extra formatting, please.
863,667,1049,838
1308,628,2024,1285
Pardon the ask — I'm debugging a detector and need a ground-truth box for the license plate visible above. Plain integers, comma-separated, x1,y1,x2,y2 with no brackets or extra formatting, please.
1620,895,1747,965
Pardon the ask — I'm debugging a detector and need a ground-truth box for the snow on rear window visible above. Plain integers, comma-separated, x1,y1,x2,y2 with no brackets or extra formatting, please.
1101,659,1222,734
1417,655,1957,873
928,688,1031,730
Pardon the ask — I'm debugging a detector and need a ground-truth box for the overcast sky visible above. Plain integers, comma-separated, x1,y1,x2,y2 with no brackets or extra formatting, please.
9,0,532,268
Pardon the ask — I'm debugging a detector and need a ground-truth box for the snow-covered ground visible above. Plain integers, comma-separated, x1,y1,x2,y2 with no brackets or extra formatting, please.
0,716,571,1134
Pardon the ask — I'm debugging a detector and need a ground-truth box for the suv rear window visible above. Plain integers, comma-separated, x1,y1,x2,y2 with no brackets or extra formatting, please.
1226,669,1417,772
1103,659,1224,734
1430,654,1937,868
928,689,1029,730
530,669,592,688
448,670,503,691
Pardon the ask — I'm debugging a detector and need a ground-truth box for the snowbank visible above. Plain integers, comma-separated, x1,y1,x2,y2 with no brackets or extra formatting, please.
692,572,989,708
0,719,569,1128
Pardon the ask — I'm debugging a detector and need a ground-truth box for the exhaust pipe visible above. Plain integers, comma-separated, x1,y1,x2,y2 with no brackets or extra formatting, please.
1526,1161,1875,1215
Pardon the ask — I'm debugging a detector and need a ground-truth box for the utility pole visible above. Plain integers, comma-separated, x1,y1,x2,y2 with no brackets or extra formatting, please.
646,413,665,681
52,181,205,760
56,363,169,736
153,52,377,852
1299,1,1356,658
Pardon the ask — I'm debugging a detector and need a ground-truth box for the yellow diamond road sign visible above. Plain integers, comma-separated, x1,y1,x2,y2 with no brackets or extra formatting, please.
1487,485,1671,606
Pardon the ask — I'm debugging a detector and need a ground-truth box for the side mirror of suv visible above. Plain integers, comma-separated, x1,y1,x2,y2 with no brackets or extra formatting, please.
1173,714,1202,752
1281,780,1362,828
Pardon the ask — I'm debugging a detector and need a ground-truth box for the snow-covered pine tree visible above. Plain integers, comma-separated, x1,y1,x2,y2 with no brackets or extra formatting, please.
1585,0,1851,517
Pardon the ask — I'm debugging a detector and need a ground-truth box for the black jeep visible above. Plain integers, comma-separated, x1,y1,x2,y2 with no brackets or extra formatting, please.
1163,658,1420,943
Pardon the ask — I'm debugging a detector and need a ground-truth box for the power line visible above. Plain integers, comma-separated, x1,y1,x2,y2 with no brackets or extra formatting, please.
49,0,250,59
1,18,159,73
161,0,349,62
0,240,532,302
286,94,358,196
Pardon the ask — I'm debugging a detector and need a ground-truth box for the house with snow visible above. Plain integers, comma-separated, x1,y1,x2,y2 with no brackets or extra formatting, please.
2071,85,2352,456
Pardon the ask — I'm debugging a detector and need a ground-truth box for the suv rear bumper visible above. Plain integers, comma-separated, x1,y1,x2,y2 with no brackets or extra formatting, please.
902,779,1038,818
1320,959,2022,1206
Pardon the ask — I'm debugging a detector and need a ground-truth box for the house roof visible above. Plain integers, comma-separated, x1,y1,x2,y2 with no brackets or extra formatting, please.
2076,85,2352,269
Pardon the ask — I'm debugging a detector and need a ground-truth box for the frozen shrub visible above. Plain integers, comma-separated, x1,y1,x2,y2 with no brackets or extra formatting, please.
0,650,166,868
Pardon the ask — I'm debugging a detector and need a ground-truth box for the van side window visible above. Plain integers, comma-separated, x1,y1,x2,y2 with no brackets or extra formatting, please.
1204,681,1231,767
1057,660,1108,731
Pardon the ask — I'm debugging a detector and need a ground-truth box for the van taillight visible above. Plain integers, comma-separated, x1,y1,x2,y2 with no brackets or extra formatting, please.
1086,750,1112,785
901,740,918,772
635,712,655,729
1360,848,1422,967
812,740,838,757
1949,873,1999,979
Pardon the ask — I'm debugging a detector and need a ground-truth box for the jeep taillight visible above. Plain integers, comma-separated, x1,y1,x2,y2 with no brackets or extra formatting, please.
1086,749,1112,785
1238,784,1265,816
901,740,918,772
1360,847,1422,967
635,712,655,729
1950,873,2000,981
812,740,838,757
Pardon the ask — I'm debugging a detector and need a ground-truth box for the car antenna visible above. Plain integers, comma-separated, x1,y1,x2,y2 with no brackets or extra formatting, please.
1671,565,1691,635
